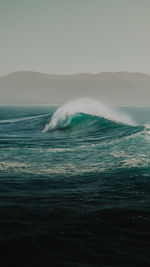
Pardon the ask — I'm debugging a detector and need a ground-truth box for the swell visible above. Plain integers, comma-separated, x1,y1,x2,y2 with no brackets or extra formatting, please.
45,111,133,130
0,99,146,141
43,98,136,133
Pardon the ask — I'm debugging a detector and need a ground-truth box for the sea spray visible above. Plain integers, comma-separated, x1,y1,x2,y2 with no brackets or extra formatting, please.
43,98,135,132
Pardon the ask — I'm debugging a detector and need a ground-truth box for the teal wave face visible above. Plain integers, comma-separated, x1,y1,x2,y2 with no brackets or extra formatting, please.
44,111,139,136
43,98,135,132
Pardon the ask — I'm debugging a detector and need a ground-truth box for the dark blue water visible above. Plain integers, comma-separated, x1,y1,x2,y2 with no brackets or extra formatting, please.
0,101,150,267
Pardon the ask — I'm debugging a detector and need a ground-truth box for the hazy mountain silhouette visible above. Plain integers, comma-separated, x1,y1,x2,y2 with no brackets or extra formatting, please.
0,71,150,105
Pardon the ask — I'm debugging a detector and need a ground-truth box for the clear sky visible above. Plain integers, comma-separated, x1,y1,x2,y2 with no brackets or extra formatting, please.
0,0,150,75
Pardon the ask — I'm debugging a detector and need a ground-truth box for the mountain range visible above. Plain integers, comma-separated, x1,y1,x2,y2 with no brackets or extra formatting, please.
0,71,150,105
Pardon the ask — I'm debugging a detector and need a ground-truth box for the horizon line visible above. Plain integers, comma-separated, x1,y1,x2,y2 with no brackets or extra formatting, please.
1,70,150,78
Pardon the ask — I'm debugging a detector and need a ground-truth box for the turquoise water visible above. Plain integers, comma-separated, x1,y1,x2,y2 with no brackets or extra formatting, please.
0,100,150,266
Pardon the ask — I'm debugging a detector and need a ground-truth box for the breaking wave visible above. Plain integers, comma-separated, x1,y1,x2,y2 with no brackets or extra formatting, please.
43,98,135,132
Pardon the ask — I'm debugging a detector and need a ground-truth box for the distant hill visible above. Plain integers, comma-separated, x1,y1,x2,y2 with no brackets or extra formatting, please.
0,71,150,105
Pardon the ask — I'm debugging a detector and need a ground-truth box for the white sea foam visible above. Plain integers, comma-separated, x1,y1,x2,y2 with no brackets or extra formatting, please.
43,98,135,132
0,113,50,124
0,162,29,171
122,155,150,168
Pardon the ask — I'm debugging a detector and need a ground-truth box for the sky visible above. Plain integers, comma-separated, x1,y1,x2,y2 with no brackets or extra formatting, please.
0,0,150,75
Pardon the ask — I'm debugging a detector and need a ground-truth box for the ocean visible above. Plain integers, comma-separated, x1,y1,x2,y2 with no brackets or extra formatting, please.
0,98,150,267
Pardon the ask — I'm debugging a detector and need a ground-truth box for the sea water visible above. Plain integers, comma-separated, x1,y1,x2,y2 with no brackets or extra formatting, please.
0,99,150,266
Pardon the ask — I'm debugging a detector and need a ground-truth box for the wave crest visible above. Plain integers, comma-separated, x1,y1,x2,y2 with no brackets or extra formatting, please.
43,98,135,132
